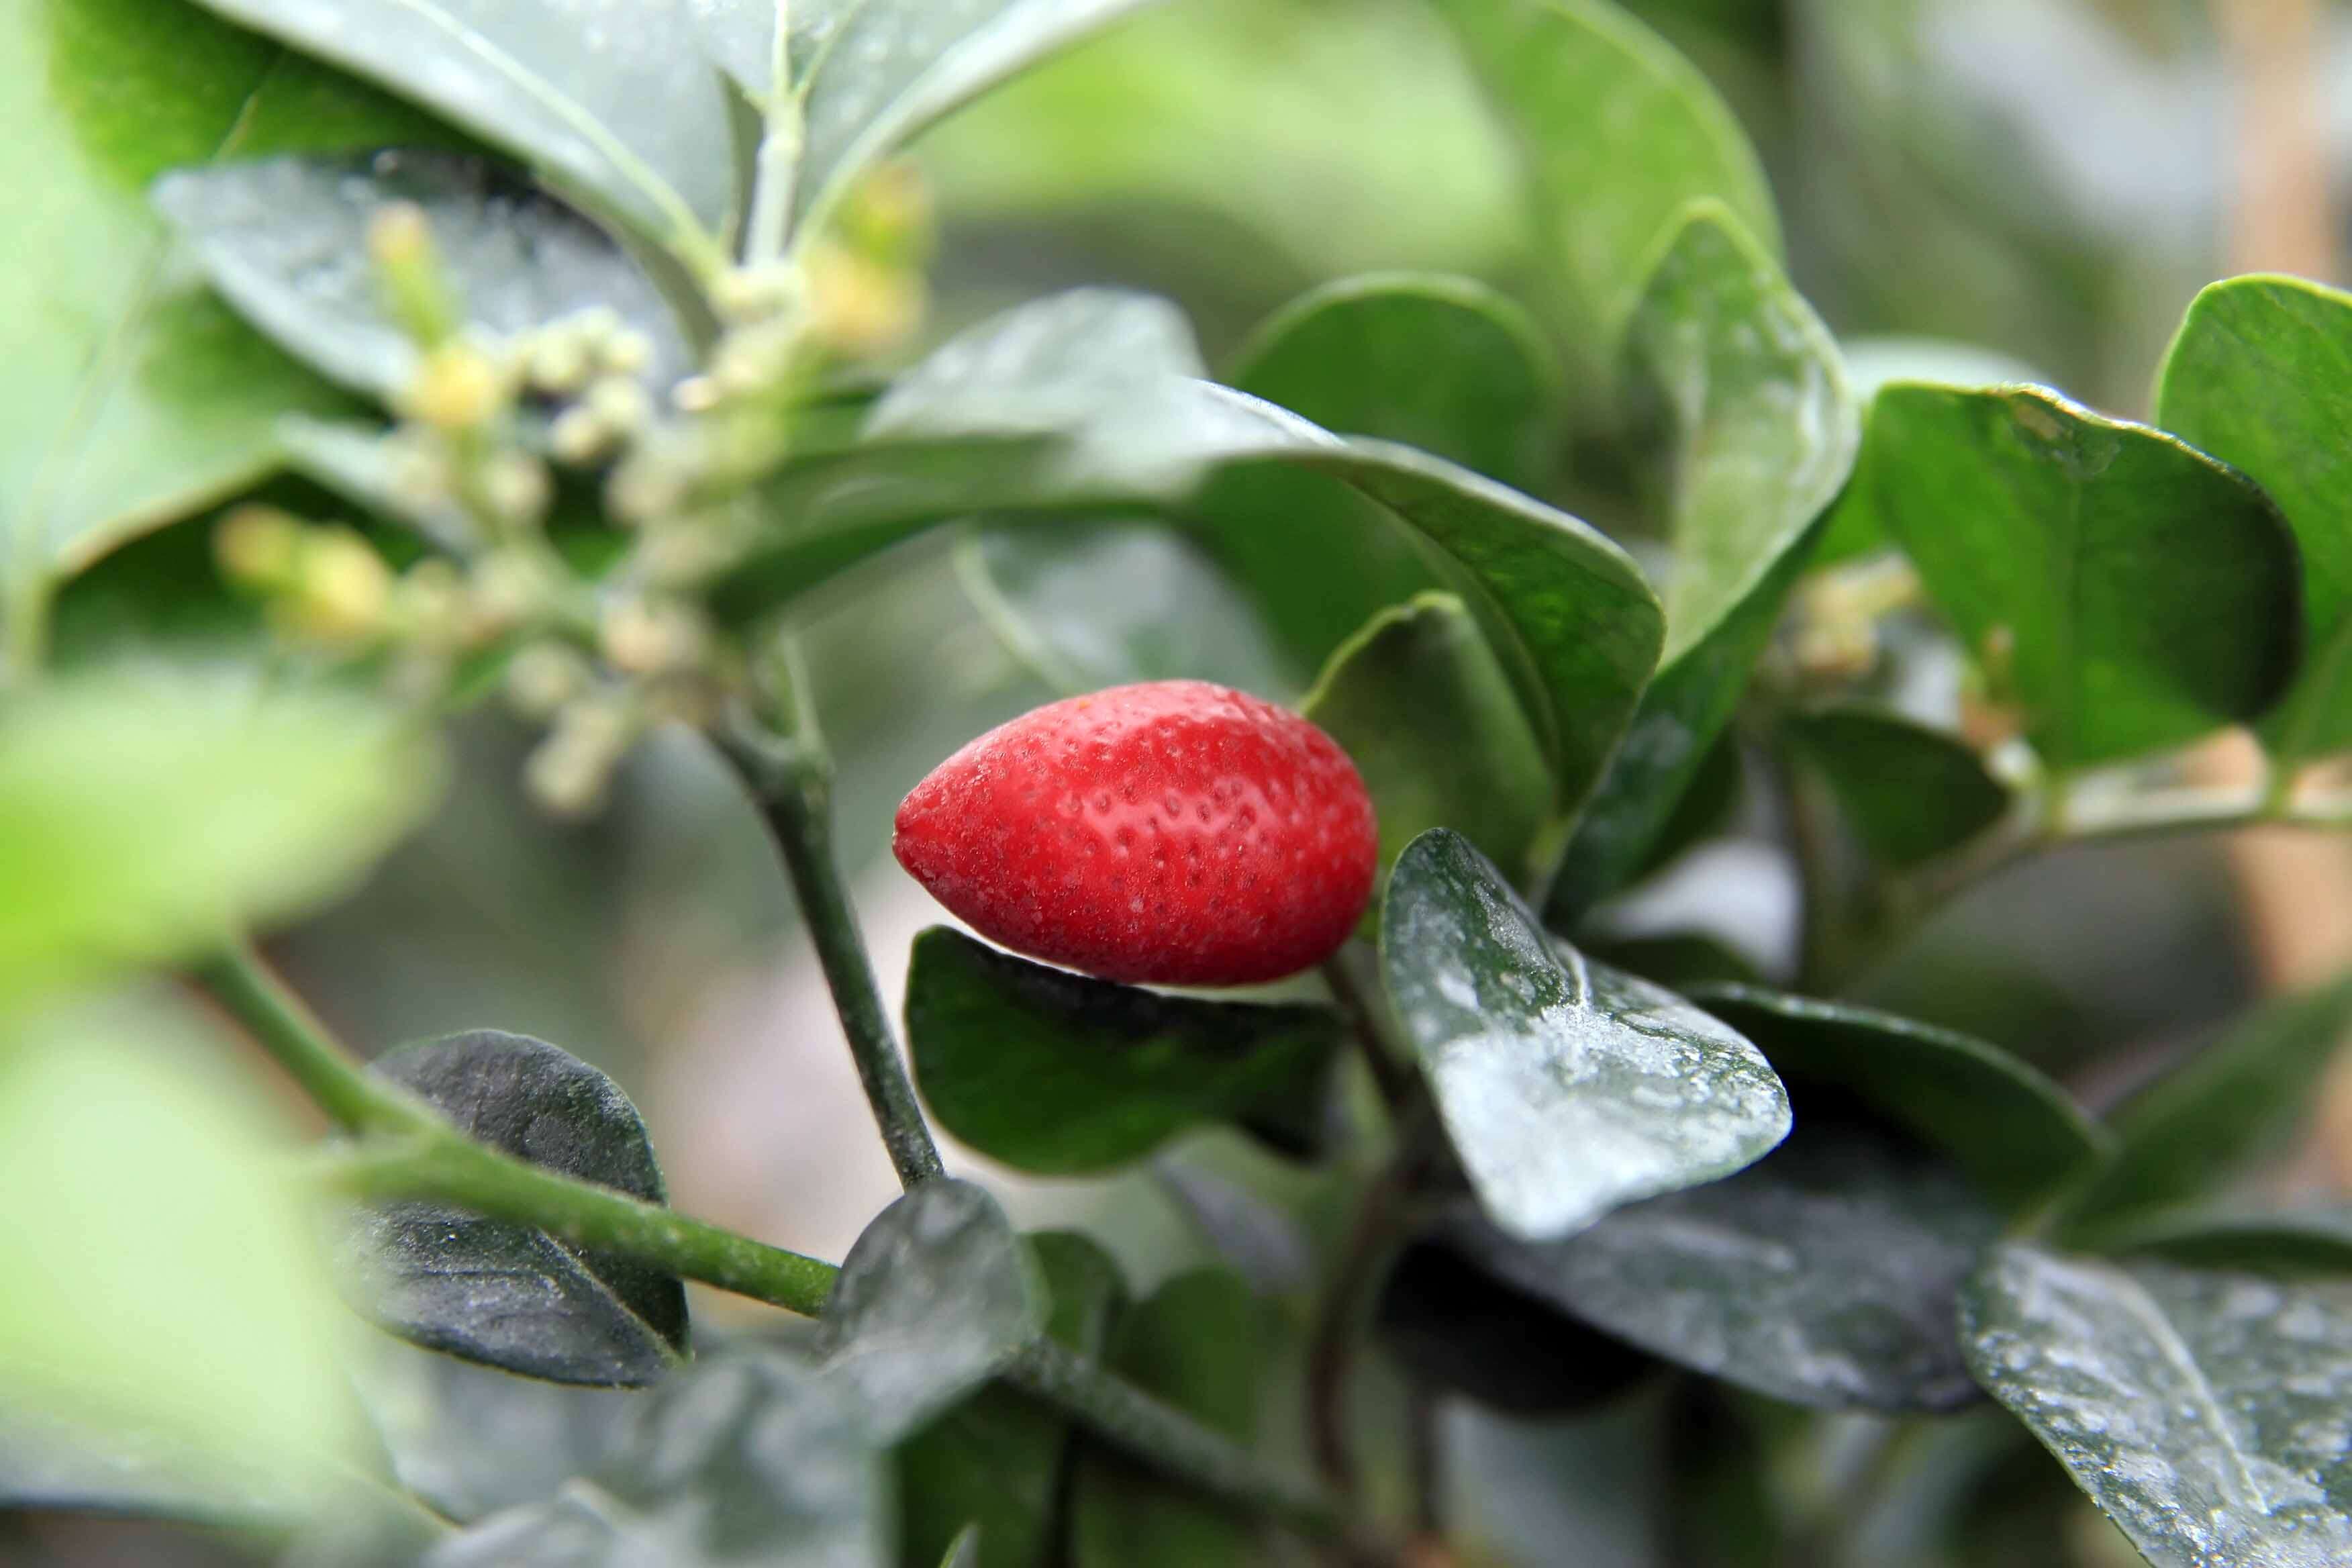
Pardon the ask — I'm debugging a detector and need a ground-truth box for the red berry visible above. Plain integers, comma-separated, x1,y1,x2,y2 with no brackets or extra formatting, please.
893,681,1379,986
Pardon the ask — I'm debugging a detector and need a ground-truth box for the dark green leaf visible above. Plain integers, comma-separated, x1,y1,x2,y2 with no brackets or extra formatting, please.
1428,0,1780,354
898,1231,1127,1568
1375,1233,1659,1416
1784,707,2010,869
1301,592,1553,893
819,1178,1045,1441
346,1030,689,1387
1230,272,1562,490
1628,732,1743,883
2088,1207,2352,1274
1382,829,1790,1240
1689,985,2109,1214
2155,275,2352,765
1851,384,2302,769
426,1351,888,1567
1070,1270,1267,1568
1581,931,1761,991
1962,1240,2352,1567
0,668,440,1003
1451,1116,2000,1412
905,928,1343,1175
2058,976,2352,1242
1555,207,1856,913
957,518,1299,700
154,151,689,401
714,292,1666,824
187,0,736,250
3,0,452,592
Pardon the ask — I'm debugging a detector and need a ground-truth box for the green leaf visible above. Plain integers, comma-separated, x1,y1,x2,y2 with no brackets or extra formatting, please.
1,0,454,601
940,1526,983,1568
1230,272,1562,491
957,518,1300,700
1850,384,2302,770
185,0,734,251
427,1351,889,1567
2081,1207,2352,1274
1070,1269,1267,1568
1429,0,1779,353
1554,206,1857,914
1783,707,2010,870
154,150,689,401
1961,1240,2352,1567
1302,593,1553,893
2155,275,2352,765
1449,1114,2001,1412
0,993,373,1519
819,1178,1046,1441
2057,976,2352,1242
1375,1232,1659,1416
1382,828,1790,1241
714,292,1666,822
899,1231,1128,1568
0,667,441,1003
344,1030,689,1386
1687,985,2110,1214
1581,930,1760,991
904,928,1343,1175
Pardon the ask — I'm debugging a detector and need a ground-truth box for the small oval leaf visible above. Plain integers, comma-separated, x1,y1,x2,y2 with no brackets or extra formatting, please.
1381,828,1790,1241
344,1030,689,1387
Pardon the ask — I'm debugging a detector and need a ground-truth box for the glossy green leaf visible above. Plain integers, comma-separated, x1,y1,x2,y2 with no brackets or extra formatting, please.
1375,1231,1659,1416
957,518,1299,700
426,1351,889,1567
819,1178,1045,1441
1,0,453,599
154,150,689,401
1688,985,2110,1214
1554,207,1856,914
1230,272,1561,491
2058,975,2352,1242
899,1231,1127,1568
0,667,440,1002
2156,275,2352,765
1851,383,2302,770
1451,1115,2000,1412
714,292,1665,821
1301,593,1553,893
1430,0,1779,350
344,1030,689,1386
0,993,369,1519
1070,1269,1267,1568
1784,707,2010,869
904,928,1342,1175
1962,1240,2352,1567
186,0,735,250
1382,829,1790,1241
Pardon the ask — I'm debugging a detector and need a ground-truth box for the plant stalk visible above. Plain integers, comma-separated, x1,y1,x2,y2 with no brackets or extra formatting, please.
192,944,427,1134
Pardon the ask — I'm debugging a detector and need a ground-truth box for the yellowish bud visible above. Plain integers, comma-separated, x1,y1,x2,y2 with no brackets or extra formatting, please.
585,376,652,434
805,241,924,359
483,452,553,526
844,160,934,261
401,341,507,431
524,698,632,818
710,264,798,325
366,203,433,271
599,598,705,675
215,505,303,588
599,329,654,377
504,642,590,718
525,330,594,395
283,529,393,644
548,405,614,465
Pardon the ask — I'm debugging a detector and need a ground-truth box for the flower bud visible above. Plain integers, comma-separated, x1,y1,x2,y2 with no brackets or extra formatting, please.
215,505,303,589
401,341,508,431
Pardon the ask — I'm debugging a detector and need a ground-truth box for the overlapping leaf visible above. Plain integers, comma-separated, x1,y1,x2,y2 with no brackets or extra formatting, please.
1783,707,2011,870
342,1030,690,1386
1383,829,1790,1241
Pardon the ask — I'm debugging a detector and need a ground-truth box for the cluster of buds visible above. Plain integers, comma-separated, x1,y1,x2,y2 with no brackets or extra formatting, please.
215,505,455,656
1791,556,1924,685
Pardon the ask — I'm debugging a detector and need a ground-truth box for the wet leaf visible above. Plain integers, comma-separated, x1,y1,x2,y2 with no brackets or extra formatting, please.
1849,383,2302,769
1962,1238,2352,1568
1689,985,2109,1213
1382,828,1790,1241
344,1030,689,1386
1449,1116,2000,1412
905,929,1344,1175
2156,275,2352,765
819,1179,1045,1442
154,150,689,401
1302,593,1553,894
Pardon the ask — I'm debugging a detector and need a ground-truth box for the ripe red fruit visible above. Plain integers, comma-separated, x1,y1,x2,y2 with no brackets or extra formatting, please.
893,681,1379,986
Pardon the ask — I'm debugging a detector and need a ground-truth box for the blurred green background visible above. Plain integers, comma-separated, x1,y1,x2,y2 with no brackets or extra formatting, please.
19,0,2346,1562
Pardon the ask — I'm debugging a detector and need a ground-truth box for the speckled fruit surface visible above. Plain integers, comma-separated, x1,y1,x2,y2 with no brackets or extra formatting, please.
893,681,1379,986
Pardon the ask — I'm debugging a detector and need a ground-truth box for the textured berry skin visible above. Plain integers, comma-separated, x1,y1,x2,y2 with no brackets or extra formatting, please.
893,681,1379,986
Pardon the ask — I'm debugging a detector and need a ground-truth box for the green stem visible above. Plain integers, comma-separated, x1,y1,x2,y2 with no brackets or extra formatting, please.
718,699,944,1189
317,1137,840,1317
1304,1132,1426,1500
192,945,425,1134
1320,946,1417,1114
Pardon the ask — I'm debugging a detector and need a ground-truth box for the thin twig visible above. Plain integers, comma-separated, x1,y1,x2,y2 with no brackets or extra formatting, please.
1322,946,1418,1114
1305,1124,1432,1502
